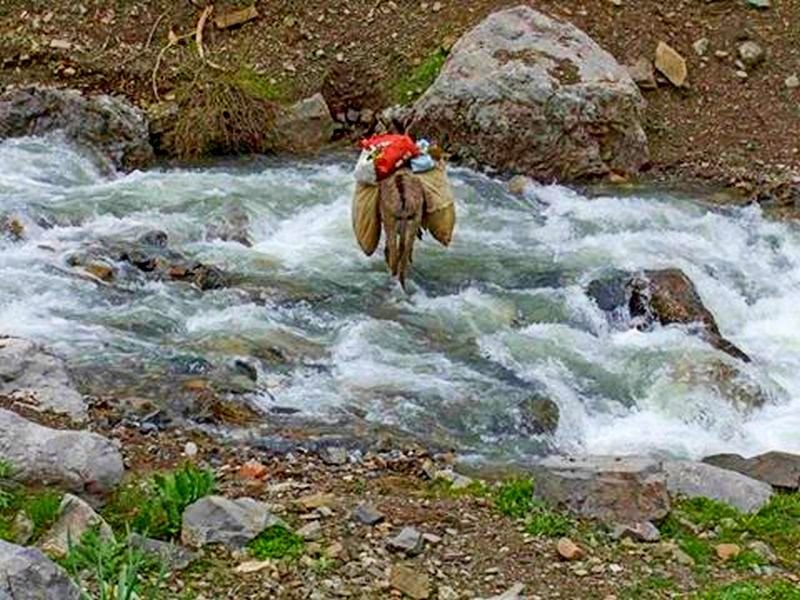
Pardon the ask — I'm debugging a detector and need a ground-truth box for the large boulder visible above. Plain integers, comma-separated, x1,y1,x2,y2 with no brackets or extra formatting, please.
0,86,153,171
40,494,115,558
0,337,87,421
273,93,335,154
532,455,670,524
409,6,648,180
663,460,773,513
587,269,750,362
0,408,123,499
0,540,81,599
703,451,800,491
181,495,283,548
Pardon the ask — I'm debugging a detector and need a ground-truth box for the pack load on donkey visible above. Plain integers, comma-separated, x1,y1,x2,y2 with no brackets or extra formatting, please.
351,133,456,288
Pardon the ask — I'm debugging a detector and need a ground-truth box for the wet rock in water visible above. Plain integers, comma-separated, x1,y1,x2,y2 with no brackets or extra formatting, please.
181,495,283,548
587,269,750,362
387,526,425,556
670,357,776,410
0,86,154,171
353,503,385,526
611,521,660,543
702,451,800,491
273,93,335,153
0,540,81,599
40,494,115,558
663,460,772,513
206,202,252,247
0,337,88,421
0,408,123,499
409,6,648,180
85,261,114,281
518,394,560,435
0,214,25,240
128,533,197,570
137,229,169,248
390,563,430,600
532,455,670,524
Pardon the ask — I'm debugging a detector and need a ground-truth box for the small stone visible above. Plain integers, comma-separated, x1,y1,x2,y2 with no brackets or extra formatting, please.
482,583,525,600
747,540,776,563
735,70,749,79
692,38,710,57
353,503,384,526
507,175,529,196
738,41,765,67
238,460,268,480
128,533,197,570
655,41,688,87
346,108,361,124
297,521,322,541
390,564,430,599
715,543,741,561
715,50,729,59
785,75,799,89
62,67,76,77
422,533,442,545
234,559,273,574
336,52,345,63
40,494,114,558
325,541,345,559
626,57,657,90
319,447,347,466
387,527,424,556
49,39,72,50
184,441,198,457
556,537,584,561
297,493,336,511
432,2,443,12
611,521,660,543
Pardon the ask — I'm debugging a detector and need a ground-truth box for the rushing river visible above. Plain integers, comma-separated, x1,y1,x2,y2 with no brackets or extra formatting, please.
1,135,799,461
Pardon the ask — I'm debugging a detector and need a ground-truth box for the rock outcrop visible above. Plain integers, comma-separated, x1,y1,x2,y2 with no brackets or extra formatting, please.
410,6,648,180
587,268,750,362
0,337,87,421
703,451,800,491
532,455,670,524
0,408,123,498
0,540,81,599
663,460,773,513
0,86,154,171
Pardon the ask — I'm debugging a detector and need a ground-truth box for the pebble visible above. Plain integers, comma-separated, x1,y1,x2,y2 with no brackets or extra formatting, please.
715,543,741,561
387,527,424,556
735,70,749,79
432,2,443,12
611,521,660,543
319,447,347,466
692,38,710,57
184,441,198,457
353,503,385,526
737,41,765,67
747,540,777,562
296,521,322,541
390,564,430,600
786,75,799,89
556,537,584,561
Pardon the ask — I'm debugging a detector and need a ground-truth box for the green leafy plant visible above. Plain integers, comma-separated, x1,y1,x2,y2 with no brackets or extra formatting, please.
0,459,16,510
524,499,573,538
494,478,535,519
62,526,166,600
25,491,62,539
695,580,800,600
248,525,305,560
150,463,215,539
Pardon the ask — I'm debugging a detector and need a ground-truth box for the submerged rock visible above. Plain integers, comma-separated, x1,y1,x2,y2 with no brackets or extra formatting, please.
0,337,87,421
0,540,81,599
532,455,670,524
587,268,750,362
0,86,153,171
0,408,123,498
410,6,648,180
663,460,773,513
702,451,800,491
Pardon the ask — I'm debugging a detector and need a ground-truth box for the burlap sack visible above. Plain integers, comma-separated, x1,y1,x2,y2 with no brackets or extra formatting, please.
352,182,381,256
418,162,456,247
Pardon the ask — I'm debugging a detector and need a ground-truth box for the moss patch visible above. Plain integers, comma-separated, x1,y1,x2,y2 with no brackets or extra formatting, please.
248,525,305,560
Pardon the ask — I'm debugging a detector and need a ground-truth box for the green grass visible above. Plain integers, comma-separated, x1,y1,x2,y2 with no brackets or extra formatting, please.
494,478,535,519
102,464,215,541
695,580,800,600
25,490,63,539
427,477,488,499
0,459,15,510
247,525,305,560
621,575,677,599
524,500,573,538
0,459,62,543
61,526,167,600
231,67,292,103
660,494,800,570
392,47,448,104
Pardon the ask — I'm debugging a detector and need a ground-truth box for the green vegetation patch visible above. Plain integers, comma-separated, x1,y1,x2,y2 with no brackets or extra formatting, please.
494,478,535,519
392,47,449,104
695,580,800,600
0,459,62,543
248,525,305,560
660,494,800,570
427,477,488,499
492,476,574,538
621,575,677,599
231,67,293,103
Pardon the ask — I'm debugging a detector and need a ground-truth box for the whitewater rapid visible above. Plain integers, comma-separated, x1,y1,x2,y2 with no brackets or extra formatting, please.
1,135,798,460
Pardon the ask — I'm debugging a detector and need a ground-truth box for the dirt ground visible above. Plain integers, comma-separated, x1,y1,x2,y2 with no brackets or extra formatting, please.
1,0,799,198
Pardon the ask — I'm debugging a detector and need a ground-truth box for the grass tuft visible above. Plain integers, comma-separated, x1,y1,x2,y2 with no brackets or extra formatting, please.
248,525,305,560
392,47,448,104
694,580,800,600
494,478,535,519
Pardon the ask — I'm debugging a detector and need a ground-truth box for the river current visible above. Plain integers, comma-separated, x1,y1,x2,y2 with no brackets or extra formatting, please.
1,135,798,461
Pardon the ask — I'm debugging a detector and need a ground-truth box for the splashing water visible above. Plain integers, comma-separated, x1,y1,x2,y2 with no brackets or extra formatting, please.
1,136,799,460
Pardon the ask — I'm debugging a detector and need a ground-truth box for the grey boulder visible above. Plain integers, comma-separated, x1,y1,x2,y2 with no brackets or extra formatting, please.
181,495,283,548
663,460,773,513
410,6,648,180
702,451,800,491
0,408,123,498
39,494,115,558
532,455,670,523
0,86,154,171
0,337,87,421
0,540,81,599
